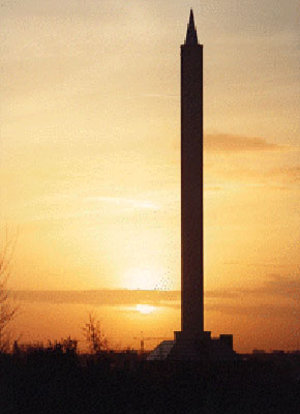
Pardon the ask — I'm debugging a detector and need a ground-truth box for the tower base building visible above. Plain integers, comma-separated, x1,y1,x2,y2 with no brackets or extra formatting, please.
148,332,236,362
169,331,236,362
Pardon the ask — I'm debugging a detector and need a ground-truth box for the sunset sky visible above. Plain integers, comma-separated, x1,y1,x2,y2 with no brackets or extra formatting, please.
1,1,299,351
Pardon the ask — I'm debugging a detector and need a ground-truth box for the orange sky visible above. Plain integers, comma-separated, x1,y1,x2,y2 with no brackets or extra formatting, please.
1,1,299,351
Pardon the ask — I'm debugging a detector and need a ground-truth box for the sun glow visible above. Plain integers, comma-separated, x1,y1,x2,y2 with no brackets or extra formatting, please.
124,268,163,290
136,304,156,315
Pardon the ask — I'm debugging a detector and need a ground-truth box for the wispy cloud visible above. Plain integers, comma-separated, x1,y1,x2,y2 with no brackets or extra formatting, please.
267,167,300,183
205,134,287,152
86,196,160,211
207,275,300,302
207,303,299,319
251,274,300,301
142,94,178,99
11,290,179,307
12,274,300,306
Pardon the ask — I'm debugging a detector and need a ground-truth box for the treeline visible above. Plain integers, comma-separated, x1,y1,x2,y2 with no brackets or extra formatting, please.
0,343,299,414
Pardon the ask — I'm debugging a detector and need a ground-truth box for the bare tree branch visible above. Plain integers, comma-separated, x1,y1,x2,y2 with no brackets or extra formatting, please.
0,229,18,352
82,312,108,354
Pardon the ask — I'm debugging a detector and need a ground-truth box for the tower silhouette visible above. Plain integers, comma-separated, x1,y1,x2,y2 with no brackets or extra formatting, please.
170,10,236,361
181,9,204,335
148,10,236,361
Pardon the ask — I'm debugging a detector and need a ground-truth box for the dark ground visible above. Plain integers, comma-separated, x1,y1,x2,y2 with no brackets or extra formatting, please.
1,348,299,414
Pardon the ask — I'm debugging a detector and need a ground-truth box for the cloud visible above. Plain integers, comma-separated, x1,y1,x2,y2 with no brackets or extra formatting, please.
11,275,300,321
206,303,299,320
204,186,222,192
209,275,300,302
205,134,285,152
12,275,300,305
206,275,300,319
267,167,300,183
11,290,180,307
86,196,160,211
256,274,300,301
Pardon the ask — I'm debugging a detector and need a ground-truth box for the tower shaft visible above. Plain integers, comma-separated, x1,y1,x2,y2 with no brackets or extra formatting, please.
181,24,204,335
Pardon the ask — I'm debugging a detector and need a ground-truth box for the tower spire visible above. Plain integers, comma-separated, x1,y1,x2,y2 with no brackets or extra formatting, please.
185,9,198,45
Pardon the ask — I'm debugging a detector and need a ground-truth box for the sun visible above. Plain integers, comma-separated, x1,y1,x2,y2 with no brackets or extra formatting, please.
136,304,156,315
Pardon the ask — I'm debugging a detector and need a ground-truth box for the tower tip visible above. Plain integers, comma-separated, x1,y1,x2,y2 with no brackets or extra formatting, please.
189,9,194,22
185,9,198,45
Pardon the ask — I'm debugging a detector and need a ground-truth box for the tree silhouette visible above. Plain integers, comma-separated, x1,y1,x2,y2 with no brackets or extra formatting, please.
0,232,17,352
82,312,108,354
